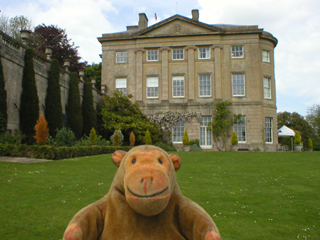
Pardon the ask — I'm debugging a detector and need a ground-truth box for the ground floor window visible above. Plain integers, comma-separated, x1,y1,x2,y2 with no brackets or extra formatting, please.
233,115,246,142
200,116,212,148
172,120,184,143
265,117,273,143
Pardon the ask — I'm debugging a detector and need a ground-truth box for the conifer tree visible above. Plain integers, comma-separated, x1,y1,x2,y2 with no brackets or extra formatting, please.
20,48,39,144
66,72,83,139
0,55,7,134
82,81,97,136
45,59,63,137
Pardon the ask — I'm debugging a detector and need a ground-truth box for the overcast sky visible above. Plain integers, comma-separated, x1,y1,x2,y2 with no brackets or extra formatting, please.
1,0,319,117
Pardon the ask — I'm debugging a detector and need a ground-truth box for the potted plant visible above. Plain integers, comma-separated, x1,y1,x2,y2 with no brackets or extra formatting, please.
294,130,302,152
308,138,313,152
230,131,238,152
182,129,191,152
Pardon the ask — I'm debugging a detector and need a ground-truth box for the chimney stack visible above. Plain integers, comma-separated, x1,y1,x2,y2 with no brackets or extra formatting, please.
138,13,148,29
192,9,199,21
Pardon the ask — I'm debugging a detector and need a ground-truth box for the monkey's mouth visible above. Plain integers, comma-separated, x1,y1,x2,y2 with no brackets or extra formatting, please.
127,186,169,198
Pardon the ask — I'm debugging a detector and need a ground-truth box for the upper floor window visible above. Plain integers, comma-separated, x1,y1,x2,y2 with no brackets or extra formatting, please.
115,78,127,96
231,45,244,58
232,74,245,96
262,50,270,62
172,48,184,60
146,77,159,98
198,47,210,59
263,77,271,99
265,117,273,143
199,74,211,97
116,51,127,63
147,50,159,61
172,76,185,97
172,119,184,143
233,115,246,142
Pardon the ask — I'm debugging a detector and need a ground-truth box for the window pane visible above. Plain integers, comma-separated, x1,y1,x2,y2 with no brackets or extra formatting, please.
172,48,184,60
147,77,159,98
199,74,211,97
233,116,246,142
147,50,158,61
263,77,271,99
172,76,185,97
172,120,184,142
199,47,210,59
265,117,273,143
116,78,127,96
231,46,244,58
200,116,212,146
116,52,127,63
232,74,245,96
262,50,270,62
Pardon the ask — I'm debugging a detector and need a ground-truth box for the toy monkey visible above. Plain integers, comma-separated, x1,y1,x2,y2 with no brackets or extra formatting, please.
63,145,221,240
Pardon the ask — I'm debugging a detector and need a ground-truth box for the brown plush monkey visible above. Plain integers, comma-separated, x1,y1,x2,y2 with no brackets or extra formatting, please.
63,145,221,240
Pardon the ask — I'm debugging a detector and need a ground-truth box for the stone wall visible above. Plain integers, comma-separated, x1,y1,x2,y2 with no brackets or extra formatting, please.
0,31,102,134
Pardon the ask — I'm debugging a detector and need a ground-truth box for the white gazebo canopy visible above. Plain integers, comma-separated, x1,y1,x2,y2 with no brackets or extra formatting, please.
277,125,295,137
277,125,295,151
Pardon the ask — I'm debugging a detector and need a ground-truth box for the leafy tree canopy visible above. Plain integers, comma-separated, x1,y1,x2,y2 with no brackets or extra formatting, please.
100,91,161,145
306,104,320,139
34,24,85,72
0,15,33,39
277,111,314,149
85,63,101,91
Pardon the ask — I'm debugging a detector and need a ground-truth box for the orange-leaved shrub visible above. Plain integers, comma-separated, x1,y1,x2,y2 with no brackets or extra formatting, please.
34,114,49,145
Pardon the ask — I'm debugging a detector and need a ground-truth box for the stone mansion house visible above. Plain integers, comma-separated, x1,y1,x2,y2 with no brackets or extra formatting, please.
98,10,278,151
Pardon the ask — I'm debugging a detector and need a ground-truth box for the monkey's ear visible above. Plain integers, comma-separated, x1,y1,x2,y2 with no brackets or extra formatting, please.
169,154,181,171
112,150,127,167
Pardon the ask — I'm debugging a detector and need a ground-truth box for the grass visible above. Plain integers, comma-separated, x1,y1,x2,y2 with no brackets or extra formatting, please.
0,152,319,240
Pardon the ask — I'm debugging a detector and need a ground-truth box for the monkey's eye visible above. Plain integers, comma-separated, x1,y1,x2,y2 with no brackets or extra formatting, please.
158,159,163,164
132,158,136,164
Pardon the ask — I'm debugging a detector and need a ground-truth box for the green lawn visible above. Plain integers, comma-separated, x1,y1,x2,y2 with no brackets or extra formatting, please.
0,152,319,240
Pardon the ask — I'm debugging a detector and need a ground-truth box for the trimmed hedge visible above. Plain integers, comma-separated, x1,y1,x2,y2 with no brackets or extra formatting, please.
0,144,132,160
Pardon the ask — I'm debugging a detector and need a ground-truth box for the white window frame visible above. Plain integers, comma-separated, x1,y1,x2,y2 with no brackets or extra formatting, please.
146,77,159,98
265,117,273,143
172,120,184,143
115,78,127,96
263,77,272,99
172,76,185,98
147,50,159,62
232,74,245,97
233,115,246,143
200,116,212,149
199,74,211,97
231,45,244,58
116,51,127,63
262,50,270,63
172,48,184,60
198,47,210,59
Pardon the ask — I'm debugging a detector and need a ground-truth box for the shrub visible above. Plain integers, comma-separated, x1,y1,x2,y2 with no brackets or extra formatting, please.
111,129,123,146
294,130,301,145
144,129,152,145
55,128,76,147
182,129,190,145
189,139,200,147
129,131,136,146
154,142,177,151
89,128,97,145
308,138,313,150
34,114,49,145
190,144,203,152
231,131,238,145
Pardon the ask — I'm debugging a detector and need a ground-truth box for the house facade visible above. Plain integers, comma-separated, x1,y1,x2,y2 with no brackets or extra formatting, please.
98,10,278,151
